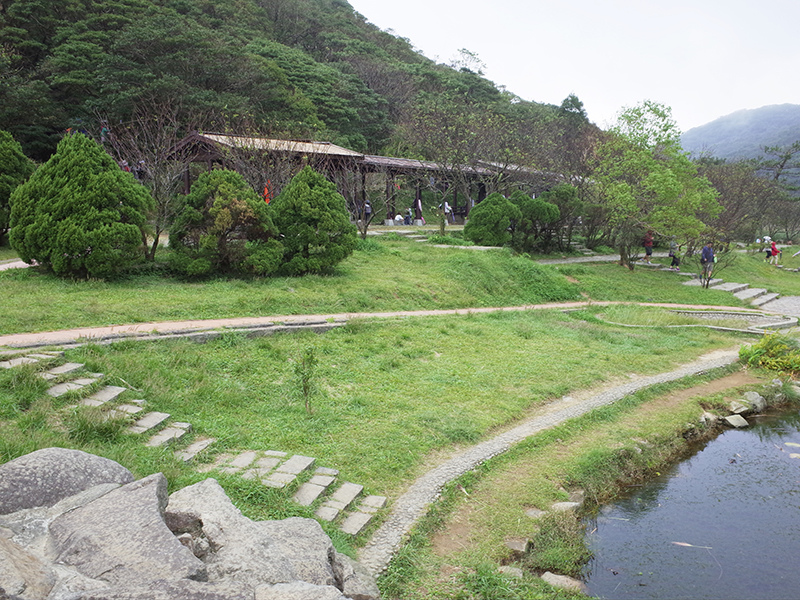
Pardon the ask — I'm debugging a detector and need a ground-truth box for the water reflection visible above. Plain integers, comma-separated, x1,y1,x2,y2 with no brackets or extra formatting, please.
583,410,800,599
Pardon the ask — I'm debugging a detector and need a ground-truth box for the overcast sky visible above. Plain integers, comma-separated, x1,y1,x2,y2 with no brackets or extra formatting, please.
346,0,799,133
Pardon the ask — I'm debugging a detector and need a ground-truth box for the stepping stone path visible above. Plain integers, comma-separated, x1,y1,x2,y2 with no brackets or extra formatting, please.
199,450,384,536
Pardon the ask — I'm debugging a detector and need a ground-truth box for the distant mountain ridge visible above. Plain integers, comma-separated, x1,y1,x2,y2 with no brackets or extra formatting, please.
681,104,800,160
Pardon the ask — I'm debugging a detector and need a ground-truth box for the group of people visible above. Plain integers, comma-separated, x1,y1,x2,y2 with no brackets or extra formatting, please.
759,236,781,265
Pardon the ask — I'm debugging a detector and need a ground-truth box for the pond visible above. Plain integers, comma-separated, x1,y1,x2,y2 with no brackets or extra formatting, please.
582,409,800,599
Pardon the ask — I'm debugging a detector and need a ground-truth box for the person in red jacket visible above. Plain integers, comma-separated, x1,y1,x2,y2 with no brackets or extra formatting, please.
769,240,781,265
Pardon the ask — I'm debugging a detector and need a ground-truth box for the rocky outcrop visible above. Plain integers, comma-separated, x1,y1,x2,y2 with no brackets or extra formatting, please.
0,448,378,600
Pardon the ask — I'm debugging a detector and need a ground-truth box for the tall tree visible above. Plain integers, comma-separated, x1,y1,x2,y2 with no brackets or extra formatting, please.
593,101,720,268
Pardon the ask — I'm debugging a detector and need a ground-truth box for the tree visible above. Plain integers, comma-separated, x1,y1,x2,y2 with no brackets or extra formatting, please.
509,189,561,253
169,169,282,277
0,129,35,245
269,165,357,275
463,192,521,247
9,132,151,278
593,102,720,269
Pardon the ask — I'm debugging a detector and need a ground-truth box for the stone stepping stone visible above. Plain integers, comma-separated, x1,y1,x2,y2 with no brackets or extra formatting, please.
330,482,363,507
108,404,144,418
229,450,259,470
0,356,39,369
683,278,724,287
315,466,339,477
713,282,749,293
293,474,338,506
71,377,99,386
146,422,192,447
725,414,749,428
358,495,387,514
752,293,780,307
84,385,127,405
26,353,58,360
40,362,84,380
47,381,85,397
275,454,316,475
263,471,299,488
315,504,341,522
734,288,767,301
340,511,373,536
175,438,216,462
127,411,170,434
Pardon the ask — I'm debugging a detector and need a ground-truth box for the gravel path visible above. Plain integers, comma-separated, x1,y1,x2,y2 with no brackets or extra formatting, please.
358,348,741,576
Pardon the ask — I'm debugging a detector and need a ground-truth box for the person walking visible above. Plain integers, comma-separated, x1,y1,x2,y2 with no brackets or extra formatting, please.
642,231,654,263
668,236,681,271
700,241,715,287
769,239,781,265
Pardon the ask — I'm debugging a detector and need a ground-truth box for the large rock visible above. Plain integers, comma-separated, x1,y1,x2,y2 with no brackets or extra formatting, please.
166,479,338,588
0,536,55,600
69,579,252,600
0,448,133,515
49,473,206,587
254,582,348,600
331,554,381,600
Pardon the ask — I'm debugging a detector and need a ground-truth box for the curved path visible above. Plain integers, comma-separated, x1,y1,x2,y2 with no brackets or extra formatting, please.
0,301,777,349
358,348,740,575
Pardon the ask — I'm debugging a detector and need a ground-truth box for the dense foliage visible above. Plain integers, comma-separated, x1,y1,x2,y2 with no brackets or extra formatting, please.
0,130,35,244
169,169,282,277
269,166,357,275
510,188,561,252
9,133,151,278
463,192,521,247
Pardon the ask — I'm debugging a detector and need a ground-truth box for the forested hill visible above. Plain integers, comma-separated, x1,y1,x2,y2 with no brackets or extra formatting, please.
681,104,800,160
0,0,580,162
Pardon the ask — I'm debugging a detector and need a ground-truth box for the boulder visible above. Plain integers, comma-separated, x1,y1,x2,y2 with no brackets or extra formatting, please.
743,391,767,412
331,554,381,600
724,414,749,428
0,448,133,515
255,582,348,600
69,579,252,600
49,473,206,587
166,479,339,588
541,571,587,593
0,537,55,600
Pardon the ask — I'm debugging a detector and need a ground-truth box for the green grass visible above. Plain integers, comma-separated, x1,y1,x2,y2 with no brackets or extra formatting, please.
0,246,19,262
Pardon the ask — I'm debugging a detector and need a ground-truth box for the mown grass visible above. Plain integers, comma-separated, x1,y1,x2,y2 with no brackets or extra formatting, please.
0,238,582,334
0,246,19,262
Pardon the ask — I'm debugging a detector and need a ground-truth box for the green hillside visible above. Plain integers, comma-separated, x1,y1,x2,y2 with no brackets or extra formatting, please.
0,0,581,162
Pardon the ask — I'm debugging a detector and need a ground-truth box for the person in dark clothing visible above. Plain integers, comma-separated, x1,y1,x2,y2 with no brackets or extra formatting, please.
700,242,715,285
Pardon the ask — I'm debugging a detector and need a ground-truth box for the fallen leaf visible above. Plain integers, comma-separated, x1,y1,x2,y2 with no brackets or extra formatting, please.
785,442,800,448
790,453,800,459
671,541,713,549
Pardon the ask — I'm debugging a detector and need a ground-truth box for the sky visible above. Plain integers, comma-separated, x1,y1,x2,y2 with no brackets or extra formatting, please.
346,0,800,132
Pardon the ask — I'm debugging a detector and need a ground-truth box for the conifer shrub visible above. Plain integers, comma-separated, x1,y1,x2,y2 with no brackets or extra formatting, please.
269,166,357,275
9,133,151,278
463,192,521,247
0,130,35,245
169,169,283,277
509,189,561,252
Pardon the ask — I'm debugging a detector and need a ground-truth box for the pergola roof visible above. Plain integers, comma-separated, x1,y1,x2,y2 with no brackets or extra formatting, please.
198,133,364,159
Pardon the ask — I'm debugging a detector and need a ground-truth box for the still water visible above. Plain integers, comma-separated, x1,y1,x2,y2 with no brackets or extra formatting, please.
583,410,800,599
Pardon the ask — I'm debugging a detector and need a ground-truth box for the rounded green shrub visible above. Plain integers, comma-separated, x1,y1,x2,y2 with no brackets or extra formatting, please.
9,133,151,278
0,130,35,245
269,166,357,275
463,192,521,247
170,169,282,277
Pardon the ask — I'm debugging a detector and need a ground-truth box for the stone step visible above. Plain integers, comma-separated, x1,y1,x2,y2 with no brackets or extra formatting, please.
712,282,749,293
752,292,780,307
175,437,216,462
40,362,84,380
340,512,373,536
293,473,338,507
683,278,724,287
0,356,39,369
734,288,767,301
146,422,192,447
80,385,127,407
47,381,85,397
127,411,170,434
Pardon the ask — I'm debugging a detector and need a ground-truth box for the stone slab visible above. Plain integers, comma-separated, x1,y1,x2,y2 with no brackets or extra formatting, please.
275,454,315,475
359,495,387,511
322,499,347,512
330,482,363,507
293,483,327,506
47,382,84,397
80,398,105,407
752,293,780,307
683,278,724,287
115,404,144,415
308,475,336,487
713,282,749,293
734,288,767,300
72,378,98,386
256,456,282,471
26,353,58,360
175,438,216,462
263,450,288,458
45,362,85,376
127,411,170,434
0,356,38,369
315,466,339,476
230,450,258,469
725,414,749,428
263,471,297,488
146,426,190,447
340,512,373,536
315,505,340,522
86,385,127,404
